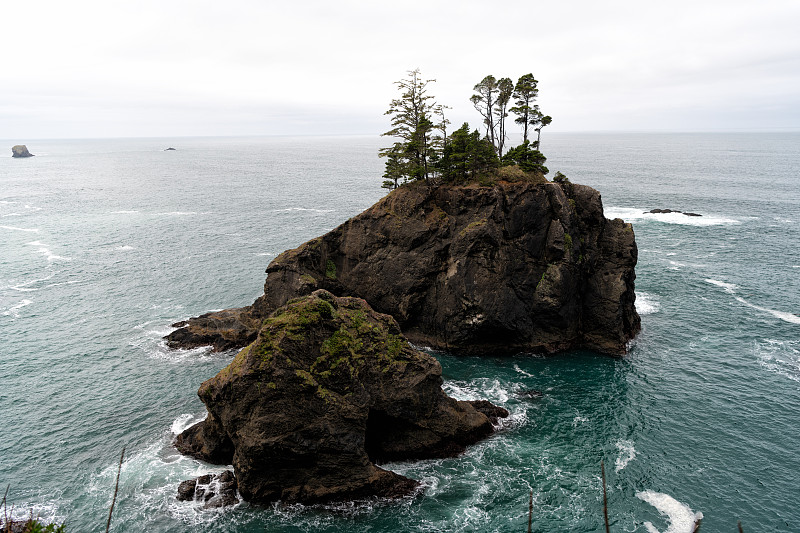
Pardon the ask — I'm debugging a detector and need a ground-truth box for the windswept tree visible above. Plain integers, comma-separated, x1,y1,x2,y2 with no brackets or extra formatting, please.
494,77,514,157
535,114,552,149
380,69,440,187
470,75,499,153
509,73,540,143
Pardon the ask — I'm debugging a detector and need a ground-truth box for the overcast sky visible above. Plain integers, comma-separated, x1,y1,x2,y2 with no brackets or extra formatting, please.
2,0,799,139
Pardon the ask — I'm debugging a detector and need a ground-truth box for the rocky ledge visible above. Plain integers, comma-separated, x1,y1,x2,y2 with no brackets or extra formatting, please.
167,180,640,356
11,145,33,158
176,290,506,504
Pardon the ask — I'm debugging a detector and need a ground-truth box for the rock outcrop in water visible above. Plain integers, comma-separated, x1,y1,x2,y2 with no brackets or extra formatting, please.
177,470,239,508
175,290,506,504
11,145,33,158
167,180,640,355
646,208,701,217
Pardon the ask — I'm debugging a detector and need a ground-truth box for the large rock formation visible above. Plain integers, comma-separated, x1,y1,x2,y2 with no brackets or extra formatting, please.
167,180,640,355
176,290,506,504
11,145,33,158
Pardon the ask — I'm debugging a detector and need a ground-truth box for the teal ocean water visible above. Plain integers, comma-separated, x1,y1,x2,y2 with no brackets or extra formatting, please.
1,133,798,532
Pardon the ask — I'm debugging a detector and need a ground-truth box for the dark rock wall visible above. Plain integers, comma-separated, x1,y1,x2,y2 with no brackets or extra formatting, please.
254,181,639,354
168,181,640,355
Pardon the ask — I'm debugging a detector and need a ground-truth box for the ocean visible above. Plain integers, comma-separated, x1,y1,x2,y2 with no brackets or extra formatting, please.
1,133,798,532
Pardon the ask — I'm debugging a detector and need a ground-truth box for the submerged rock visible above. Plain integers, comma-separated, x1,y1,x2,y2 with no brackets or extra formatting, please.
168,181,640,355
177,470,239,508
175,290,506,504
11,145,33,158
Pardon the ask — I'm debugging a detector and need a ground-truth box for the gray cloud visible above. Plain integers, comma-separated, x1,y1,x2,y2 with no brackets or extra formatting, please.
2,0,798,138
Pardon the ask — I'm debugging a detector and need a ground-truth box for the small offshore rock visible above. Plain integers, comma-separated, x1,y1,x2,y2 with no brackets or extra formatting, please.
646,208,702,217
518,389,544,399
11,145,33,158
177,470,239,508
165,147,176,151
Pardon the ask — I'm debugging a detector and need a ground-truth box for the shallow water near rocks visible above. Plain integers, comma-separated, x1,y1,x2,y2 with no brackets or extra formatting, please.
1,133,798,532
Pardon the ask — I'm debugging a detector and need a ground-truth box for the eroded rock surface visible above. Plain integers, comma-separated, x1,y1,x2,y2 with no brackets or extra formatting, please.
168,181,640,355
175,290,506,504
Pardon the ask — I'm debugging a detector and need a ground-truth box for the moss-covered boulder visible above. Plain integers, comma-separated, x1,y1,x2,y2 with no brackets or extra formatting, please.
176,289,506,504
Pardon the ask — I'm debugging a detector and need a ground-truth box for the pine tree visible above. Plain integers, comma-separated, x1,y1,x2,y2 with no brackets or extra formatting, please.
509,74,540,143
380,69,440,186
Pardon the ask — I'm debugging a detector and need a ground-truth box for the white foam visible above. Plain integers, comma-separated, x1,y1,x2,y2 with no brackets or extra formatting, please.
32,246,70,262
171,413,206,435
25,241,70,262
24,204,42,211
734,296,800,325
513,364,534,377
1,225,39,232
636,292,661,315
704,279,738,294
572,415,588,426
87,435,236,528
2,498,65,527
637,491,703,533
706,279,799,324
615,440,636,472
755,339,800,382
274,207,335,213
2,299,33,318
116,245,135,251
112,210,139,214
1,212,22,217
161,211,197,216
9,271,56,292
605,207,740,226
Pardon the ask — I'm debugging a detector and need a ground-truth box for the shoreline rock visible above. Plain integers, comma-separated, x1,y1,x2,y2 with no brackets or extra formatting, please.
11,145,33,158
177,470,240,508
175,290,507,504
167,181,640,356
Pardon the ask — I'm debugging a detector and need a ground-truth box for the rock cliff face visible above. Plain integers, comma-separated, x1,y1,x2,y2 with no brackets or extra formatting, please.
167,181,640,355
176,290,506,504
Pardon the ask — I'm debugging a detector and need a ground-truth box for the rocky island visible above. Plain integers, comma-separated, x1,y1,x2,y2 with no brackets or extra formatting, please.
167,179,640,356
11,145,34,158
176,290,507,504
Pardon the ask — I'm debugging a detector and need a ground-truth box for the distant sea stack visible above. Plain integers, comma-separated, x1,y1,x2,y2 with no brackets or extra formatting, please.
167,180,641,356
175,290,506,504
11,145,33,158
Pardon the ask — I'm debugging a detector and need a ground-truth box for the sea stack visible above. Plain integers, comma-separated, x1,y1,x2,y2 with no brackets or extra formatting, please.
175,290,507,504
11,145,33,158
167,180,640,356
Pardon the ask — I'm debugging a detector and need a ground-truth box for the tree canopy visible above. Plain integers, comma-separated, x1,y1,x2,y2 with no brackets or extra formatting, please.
380,70,553,190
